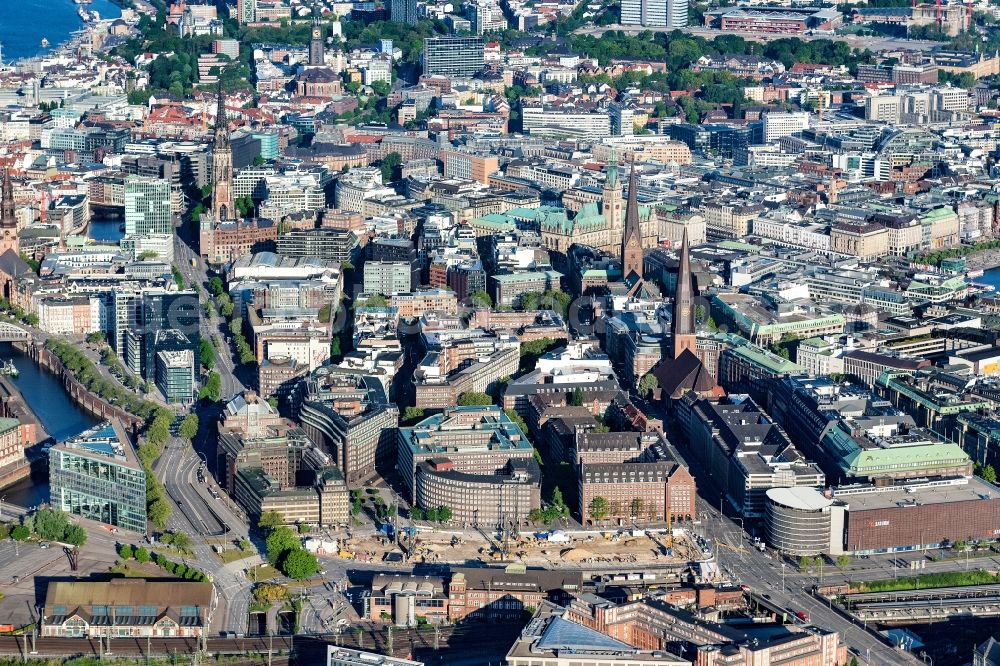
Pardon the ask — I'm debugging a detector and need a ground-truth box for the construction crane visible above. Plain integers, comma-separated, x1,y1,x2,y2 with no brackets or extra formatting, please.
936,0,943,30
664,505,673,550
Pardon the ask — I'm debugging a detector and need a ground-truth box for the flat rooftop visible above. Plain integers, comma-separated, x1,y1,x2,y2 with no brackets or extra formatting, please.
835,477,1000,511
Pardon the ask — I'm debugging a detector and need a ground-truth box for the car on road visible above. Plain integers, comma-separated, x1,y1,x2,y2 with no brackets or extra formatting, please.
39,542,50,549
795,611,809,622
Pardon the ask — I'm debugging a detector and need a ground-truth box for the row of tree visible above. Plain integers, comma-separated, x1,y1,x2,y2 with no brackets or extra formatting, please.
117,543,208,581
3,509,87,546
44,339,165,423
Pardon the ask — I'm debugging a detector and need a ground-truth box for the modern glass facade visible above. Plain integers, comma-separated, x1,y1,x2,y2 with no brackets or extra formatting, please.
49,423,147,533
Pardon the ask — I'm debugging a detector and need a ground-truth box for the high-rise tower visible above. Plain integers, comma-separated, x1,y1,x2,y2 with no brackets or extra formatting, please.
211,82,233,222
0,169,18,255
672,228,696,359
621,162,643,281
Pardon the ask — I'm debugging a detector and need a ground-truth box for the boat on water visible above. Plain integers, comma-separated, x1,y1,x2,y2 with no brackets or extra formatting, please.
40,38,49,48
968,268,985,279
0,360,18,377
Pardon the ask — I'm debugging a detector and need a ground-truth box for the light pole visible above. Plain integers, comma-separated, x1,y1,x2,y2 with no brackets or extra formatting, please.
781,562,786,592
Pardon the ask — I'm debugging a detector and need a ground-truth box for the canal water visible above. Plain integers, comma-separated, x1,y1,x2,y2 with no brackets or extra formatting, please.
88,218,125,244
981,266,1000,292
0,342,98,508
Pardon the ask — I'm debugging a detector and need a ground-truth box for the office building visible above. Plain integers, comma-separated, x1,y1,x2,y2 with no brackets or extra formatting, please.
140,292,200,384
49,421,147,533
397,406,535,502
390,0,417,25
295,367,399,486
156,349,195,404
762,111,810,143
124,176,172,236
678,395,825,517
620,0,687,27
276,228,359,263
364,260,415,296
443,151,499,184
422,37,485,78
219,426,349,526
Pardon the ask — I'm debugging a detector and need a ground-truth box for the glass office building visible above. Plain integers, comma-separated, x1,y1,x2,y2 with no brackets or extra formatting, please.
49,421,147,533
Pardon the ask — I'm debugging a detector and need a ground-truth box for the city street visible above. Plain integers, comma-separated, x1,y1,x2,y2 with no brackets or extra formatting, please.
173,231,245,400
573,23,946,52
155,434,253,634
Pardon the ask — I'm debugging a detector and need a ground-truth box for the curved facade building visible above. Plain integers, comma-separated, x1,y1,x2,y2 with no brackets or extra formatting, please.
294,369,398,486
414,458,541,529
765,487,844,556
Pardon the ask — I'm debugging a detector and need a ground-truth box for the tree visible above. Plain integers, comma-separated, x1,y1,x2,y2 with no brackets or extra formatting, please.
281,548,319,579
457,392,492,406
638,373,659,398
298,522,311,534
469,289,492,308
135,546,151,564
119,544,134,560
589,496,609,522
799,555,813,571
199,338,215,370
363,294,389,308
836,554,851,569
200,372,221,402
170,531,193,552
63,524,87,546
33,508,70,541
504,409,529,436
983,464,997,484
403,406,425,424
208,276,225,297
631,497,644,518
570,387,584,407
178,414,199,441
330,336,342,360
266,526,300,565
380,152,403,183
148,499,172,529
10,526,29,541
437,506,453,522
258,511,285,532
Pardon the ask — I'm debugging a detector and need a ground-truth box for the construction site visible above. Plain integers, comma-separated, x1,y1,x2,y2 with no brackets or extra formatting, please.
331,525,707,569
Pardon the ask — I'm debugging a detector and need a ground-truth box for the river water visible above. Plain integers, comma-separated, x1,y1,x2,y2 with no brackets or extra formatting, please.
0,0,121,62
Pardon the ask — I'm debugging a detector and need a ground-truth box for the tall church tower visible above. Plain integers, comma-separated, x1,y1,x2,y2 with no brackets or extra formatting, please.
0,170,18,255
211,82,234,222
603,153,624,255
621,162,643,281
308,3,325,66
672,228,697,359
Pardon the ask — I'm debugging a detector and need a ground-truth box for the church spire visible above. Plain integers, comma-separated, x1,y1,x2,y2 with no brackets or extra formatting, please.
0,170,13,228
672,227,696,359
211,79,234,221
214,80,229,150
621,160,643,281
